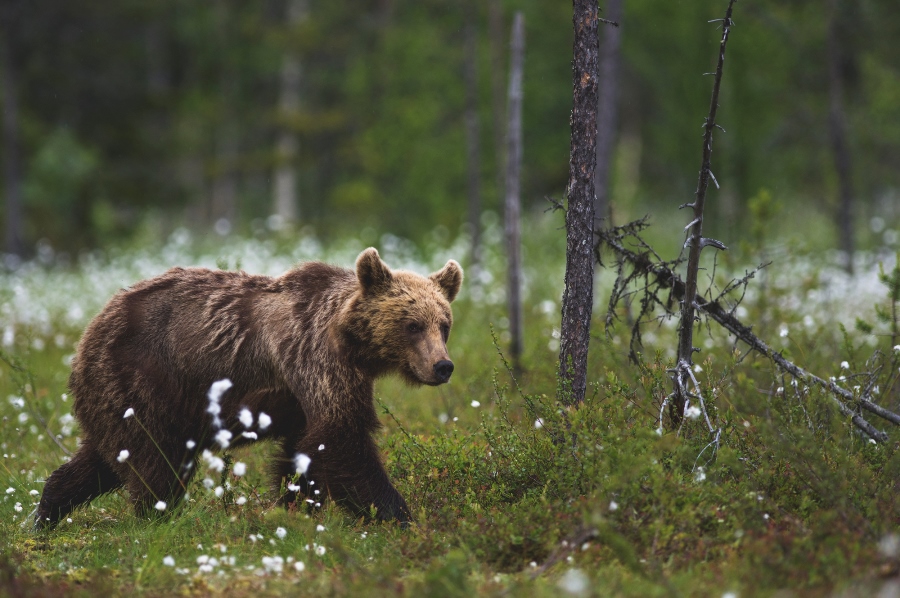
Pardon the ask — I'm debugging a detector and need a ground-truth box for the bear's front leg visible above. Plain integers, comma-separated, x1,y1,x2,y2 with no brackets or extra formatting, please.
293,422,410,524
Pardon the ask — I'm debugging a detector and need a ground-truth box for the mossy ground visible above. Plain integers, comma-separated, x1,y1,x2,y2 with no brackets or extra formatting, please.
2,217,899,596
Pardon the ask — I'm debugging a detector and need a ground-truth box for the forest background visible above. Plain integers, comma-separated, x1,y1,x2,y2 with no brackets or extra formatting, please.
2,0,898,257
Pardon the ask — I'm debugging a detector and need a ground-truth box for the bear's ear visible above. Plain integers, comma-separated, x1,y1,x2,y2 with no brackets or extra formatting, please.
356,247,393,294
430,260,463,303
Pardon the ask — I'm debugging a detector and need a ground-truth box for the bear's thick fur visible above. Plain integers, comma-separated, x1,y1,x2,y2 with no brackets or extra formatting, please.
35,248,462,528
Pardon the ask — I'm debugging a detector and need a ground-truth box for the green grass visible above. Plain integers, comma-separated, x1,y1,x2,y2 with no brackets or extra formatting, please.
2,214,900,596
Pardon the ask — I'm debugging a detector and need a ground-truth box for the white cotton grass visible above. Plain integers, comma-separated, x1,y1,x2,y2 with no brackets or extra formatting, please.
233,462,247,476
557,568,589,596
471,400,481,407
684,405,702,420
294,453,311,475
163,555,175,567
123,407,134,419
258,412,272,430
206,378,233,427
214,429,232,448
154,500,167,511
117,449,130,463
275,527,287,539
238,408,254,428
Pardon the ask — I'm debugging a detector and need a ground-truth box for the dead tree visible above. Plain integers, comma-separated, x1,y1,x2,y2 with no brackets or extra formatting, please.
672,0,736,425
558,0,600,405
505,12,525,371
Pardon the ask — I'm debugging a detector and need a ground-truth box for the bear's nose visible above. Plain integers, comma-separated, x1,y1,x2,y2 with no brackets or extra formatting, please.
434,360,454,383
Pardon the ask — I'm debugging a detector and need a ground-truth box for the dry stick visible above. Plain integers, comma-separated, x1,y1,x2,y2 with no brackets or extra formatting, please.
599,230,896,442
673,0,737,425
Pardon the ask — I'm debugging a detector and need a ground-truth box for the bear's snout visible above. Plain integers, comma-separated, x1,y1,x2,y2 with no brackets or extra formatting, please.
433,360,454,383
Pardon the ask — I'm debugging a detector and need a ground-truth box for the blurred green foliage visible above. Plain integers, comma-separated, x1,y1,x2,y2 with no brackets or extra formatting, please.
1,0,898,253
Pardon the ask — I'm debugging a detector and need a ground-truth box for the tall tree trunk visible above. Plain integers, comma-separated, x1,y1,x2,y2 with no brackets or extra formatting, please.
505,12,525,371
487,0,506,212
272,0,308,227
558,0,599,405
464,0,482,266
210,0,238,230
827,0,854,273
1,11,24,258
594,0,623,227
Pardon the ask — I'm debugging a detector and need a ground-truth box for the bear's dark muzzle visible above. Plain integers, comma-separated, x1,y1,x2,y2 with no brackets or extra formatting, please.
433,360,454,383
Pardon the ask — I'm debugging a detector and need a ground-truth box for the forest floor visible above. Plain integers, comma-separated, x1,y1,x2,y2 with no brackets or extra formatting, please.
2,216,900,597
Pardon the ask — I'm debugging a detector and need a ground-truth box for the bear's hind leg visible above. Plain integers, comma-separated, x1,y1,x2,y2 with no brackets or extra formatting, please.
35,442,122,530
124,453,189,519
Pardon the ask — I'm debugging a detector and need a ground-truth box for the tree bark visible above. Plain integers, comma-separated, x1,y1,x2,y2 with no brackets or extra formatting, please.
272,0,308,226
1,6,24,258
558,0,599,405
505,12,525,371
594,0,623,227
827,0,854,273
211,0,239,229
464,0,482,265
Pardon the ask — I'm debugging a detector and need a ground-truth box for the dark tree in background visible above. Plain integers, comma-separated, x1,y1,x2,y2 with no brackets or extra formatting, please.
594,0,623,226
827,0,856,273
1,1,24,258
464,0,483,267
558,0,599,405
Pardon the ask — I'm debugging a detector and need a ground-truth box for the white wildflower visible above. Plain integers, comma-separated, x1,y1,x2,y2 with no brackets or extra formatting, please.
262,555,284,573
275,527,287,539
214,486,224,498
14,502,23,513
557,568,589,596
238,408,253,428
154,500,167,511
29,489,38,496
214,429,232,448
186,439,196,449
840,361,849,370
123,407,134,419
207,378,232,427
242,431,258,440
202,478,215,489
7,396,24,409
534,418,544,429
684,405,702,420
236,496,247,505
318,444,325,451
315,545,326,556
316,524,325,532
258,412,272,430
609,500,618,512
233,462,247,476
117,449,130,463
294,561,305,572
4,487,13,495
17,412,28,424
163,556,175,567
294,453,311,475
693,364,703,373
694,467,707,483
779,326,789,338
471,400,481,407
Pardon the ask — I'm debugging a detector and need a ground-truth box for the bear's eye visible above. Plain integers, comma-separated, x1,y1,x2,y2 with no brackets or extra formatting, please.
406,322,423,334
440,323,450,340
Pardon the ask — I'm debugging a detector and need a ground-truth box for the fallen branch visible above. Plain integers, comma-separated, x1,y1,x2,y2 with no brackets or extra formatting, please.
597,223,898,442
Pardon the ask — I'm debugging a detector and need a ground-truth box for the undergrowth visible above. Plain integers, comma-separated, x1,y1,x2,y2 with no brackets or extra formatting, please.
1,223,900,596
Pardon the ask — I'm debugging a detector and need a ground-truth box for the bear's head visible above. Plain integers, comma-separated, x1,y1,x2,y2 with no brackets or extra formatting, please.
347,247,463,386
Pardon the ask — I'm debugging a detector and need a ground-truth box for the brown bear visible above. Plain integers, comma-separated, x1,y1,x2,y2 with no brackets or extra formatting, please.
35,247,462,529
